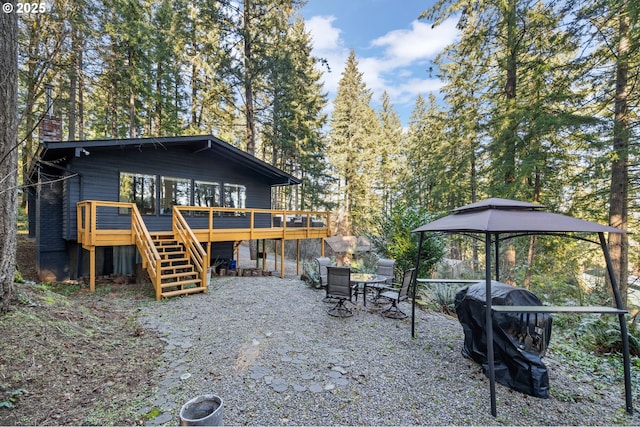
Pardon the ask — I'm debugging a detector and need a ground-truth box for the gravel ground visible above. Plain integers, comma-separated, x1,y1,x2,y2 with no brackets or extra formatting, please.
135,273,640,426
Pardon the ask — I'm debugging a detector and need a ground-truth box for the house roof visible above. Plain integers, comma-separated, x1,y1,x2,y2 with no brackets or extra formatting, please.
31,134,301,186
413,197,624,234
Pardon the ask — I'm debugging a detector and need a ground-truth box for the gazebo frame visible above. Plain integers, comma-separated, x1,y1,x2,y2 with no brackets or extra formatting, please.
411,198,632,417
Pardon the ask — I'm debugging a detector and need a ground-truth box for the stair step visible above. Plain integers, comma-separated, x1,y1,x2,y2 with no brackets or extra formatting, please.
156,244,184,251
160,259,190,268
151,235,174,242
161,287,207,298
161,264,194,272
160,278,201,289
162,271,198,280
160,252,187,259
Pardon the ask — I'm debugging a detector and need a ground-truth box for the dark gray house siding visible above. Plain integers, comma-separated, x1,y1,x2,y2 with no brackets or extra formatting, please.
28,135,300,281
34,180,68,280
66,145,273,236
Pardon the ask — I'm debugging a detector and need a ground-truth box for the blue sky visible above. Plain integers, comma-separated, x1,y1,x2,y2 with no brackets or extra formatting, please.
300,0,460,125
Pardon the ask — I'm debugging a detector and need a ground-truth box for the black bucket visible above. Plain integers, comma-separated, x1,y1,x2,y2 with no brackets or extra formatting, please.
179,394,223,426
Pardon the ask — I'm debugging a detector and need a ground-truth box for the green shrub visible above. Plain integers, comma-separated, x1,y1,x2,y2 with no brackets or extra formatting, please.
574,316,640,356
13,269,24,283
350,252,378,274
366,204,445,279
420,282,461,315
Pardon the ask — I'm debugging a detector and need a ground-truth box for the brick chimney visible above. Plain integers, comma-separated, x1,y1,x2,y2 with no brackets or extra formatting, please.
39,84,62,142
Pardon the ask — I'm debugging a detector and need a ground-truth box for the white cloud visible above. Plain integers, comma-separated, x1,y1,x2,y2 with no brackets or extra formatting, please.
305,15,343,52
305,15,350,94
304,14,459,123
371,19,458,65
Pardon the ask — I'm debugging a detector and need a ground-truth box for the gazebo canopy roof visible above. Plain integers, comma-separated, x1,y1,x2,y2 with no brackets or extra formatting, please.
412,198,625,234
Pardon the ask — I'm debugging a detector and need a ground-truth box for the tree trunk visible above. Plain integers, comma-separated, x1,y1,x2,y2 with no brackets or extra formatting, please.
524,166,542,289
191,63,198,127
154,62,162,136
128,48,136,138
502,0,518,187
243,0,256,155
0,6,19,313
78,44,84,140
608,3,630,307
68,27,80,141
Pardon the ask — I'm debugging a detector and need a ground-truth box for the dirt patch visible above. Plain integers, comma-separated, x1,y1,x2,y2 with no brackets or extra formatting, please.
0,282,164,425
15,235,38,282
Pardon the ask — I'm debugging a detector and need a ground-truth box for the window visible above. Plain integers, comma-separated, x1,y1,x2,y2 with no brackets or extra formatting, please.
223,183,246,215
160,176,191,215
119,172,156,215
194,180,220,208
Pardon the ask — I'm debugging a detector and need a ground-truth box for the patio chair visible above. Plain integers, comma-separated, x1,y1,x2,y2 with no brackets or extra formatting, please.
376,258,396,285
315,257,331,287
379,268,416,319
325,266,355,317
368,257,396,303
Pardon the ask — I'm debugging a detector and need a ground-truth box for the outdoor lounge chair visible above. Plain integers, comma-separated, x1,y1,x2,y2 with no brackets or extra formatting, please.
379,268,416,319
325,266,355,317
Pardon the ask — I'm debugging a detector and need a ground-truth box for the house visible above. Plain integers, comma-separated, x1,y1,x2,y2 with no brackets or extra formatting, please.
27,134,330,299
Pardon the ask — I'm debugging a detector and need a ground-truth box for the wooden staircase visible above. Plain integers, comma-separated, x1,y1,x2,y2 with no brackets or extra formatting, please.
152,234,207,298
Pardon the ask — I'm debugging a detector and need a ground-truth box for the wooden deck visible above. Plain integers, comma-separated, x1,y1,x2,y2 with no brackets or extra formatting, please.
77,201,331,298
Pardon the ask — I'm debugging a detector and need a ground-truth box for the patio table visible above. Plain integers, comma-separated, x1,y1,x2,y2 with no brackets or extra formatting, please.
350,273,388,307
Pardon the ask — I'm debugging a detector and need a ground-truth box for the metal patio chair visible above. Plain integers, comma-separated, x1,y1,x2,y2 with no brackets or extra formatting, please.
325,266,355,317
369,257,396,303
376,258,396,285
379,268,416,319
315,257,331,288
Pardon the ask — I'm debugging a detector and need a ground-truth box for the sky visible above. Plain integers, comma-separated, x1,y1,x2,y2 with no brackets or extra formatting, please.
300,0,461,126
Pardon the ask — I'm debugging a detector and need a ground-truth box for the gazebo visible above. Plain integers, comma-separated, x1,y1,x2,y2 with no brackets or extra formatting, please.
411,198,632,417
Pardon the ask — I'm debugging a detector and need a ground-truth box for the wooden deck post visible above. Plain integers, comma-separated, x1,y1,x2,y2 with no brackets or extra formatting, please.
89,246,96,293
296,240,300,275
280,239,285,278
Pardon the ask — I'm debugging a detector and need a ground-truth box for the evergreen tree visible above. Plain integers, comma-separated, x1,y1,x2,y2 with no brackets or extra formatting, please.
262,17,329,211
576,0,640,304
0,1,19,313
89,0,153,138
328,50,381,234
376,91,404,215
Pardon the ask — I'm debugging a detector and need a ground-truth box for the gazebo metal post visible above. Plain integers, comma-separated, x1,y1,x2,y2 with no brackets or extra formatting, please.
485,232,497,416
599,232,633,414
411,232,425,338
494,233,500,281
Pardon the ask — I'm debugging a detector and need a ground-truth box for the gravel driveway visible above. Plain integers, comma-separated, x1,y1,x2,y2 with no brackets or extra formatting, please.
136,275,639,426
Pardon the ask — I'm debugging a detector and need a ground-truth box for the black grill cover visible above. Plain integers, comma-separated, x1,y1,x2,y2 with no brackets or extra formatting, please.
455,281,553,398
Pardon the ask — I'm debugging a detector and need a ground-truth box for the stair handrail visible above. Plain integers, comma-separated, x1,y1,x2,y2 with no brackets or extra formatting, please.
172,206,208,289
131,204,162,299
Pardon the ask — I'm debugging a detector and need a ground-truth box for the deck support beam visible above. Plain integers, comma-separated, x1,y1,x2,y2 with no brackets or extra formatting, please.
280,239,285,278
89,246,96,293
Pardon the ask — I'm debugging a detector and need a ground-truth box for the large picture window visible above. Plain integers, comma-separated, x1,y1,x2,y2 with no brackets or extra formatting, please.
223,183,246,215
160,176,191,215
194,180,220,208
119,172,156,215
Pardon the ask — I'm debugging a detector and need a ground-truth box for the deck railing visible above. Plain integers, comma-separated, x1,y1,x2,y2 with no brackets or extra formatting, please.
173,206,208,291
78,200,162,297
77,200,330,293
131,205,162,299
174,206,330,241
